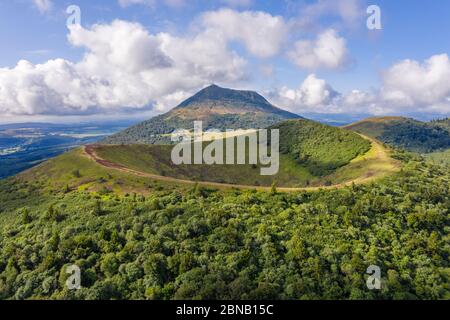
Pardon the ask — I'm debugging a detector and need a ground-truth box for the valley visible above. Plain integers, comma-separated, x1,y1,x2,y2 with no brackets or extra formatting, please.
0,122,132,179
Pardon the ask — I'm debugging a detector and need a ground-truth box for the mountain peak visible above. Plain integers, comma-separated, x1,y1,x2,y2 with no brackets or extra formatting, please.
204,84,220,89
177,84,271,108
104,85,301,145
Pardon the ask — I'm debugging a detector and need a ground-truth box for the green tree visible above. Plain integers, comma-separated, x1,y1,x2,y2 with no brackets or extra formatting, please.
100,253,119,277
270,181,277,194
20,208,32,224
91,200,103,216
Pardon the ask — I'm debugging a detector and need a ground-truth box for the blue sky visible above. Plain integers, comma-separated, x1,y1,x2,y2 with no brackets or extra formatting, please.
0,0,449,123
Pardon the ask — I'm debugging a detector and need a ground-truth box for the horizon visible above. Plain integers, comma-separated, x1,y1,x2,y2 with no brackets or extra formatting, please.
0,83,448,126
0,83,448,125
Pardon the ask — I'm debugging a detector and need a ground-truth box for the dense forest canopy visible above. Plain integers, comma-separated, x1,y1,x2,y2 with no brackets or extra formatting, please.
0,151,448,300
345,117,450,153
273,120,371,176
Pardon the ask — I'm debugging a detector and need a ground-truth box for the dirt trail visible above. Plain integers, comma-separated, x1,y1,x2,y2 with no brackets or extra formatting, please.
83,135,400,192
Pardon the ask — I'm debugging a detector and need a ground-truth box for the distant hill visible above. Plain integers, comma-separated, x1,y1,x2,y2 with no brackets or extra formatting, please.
103,84,300,144
344,116,450,153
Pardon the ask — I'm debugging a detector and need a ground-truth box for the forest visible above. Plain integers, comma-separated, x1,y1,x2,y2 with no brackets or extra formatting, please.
274,120,371,176
0,151,448,300
346,117,450,153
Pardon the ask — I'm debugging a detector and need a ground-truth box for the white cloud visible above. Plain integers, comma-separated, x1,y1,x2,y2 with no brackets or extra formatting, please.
348,55,450,114
0,20,247,116
201,9,288,58
272,76,378,115
32,0,52,13
288,29,349,70
153,90,191,112
296,74,337,107
68,22,172,73
274,74,340,113
379,54,450,113
343,90,375,106
273,54,450,115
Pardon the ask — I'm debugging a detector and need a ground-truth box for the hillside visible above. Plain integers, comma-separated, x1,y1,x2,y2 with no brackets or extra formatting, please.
0,147,447,300
273,120,371,176
3,119,396,195
103,85,300,145
90,119,374,188
344,117,450,153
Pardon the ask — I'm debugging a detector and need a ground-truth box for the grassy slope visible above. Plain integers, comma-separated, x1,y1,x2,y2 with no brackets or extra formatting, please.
95,120,373,188
344,116,404,137
94,144,315,188
322,134,400,185
16,148,190,198
91,134,399,190
8,118,398,195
